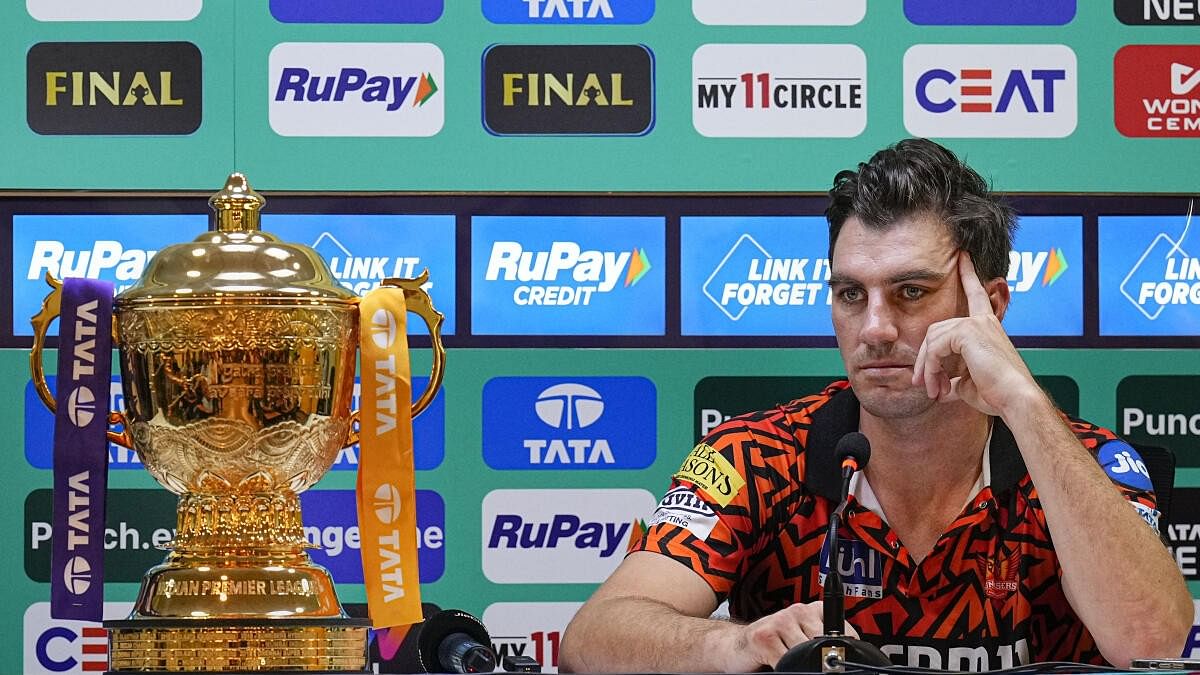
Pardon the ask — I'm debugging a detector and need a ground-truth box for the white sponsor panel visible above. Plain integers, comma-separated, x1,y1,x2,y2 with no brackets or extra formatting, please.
649,486,719,540
269,42,444,137
693,44,866,138
692,0,864,25
904,44,1077,138
24,602,134,674
27,0,201,20
483,602,582,672
482,489,656,583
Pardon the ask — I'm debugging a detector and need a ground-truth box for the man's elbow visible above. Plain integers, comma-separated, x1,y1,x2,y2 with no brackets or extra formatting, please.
1101,601,1193,667
558,609,592,673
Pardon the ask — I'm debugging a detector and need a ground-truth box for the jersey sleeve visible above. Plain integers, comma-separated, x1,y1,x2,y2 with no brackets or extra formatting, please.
1071,418,1161,532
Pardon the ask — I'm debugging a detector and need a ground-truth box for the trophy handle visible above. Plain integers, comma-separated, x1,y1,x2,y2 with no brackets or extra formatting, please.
29,273,134,449
346,270,447,448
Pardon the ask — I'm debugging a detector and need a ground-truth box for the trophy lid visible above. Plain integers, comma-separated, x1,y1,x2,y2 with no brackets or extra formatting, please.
116,173,357,305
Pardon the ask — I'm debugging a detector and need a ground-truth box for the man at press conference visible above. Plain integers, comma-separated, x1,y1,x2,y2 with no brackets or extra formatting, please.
558,139,1192,672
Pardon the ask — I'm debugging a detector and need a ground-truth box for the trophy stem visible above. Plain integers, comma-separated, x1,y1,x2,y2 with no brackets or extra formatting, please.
173,491,310,559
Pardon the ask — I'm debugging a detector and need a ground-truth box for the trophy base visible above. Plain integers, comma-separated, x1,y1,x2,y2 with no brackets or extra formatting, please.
104,617,371,673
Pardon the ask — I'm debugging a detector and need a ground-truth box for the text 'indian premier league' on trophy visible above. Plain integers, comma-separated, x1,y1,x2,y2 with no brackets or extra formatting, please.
30,174,446,672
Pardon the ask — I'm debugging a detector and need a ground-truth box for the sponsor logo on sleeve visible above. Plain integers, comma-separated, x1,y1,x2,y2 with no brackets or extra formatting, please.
904,44,1077,138
483,0,653,24
903,0,1075,25
1003,216,1083,336
1115,46,1200,137
648,486,718,540
482,45,654,136
692,0,865,25
692,44,866,138
1132,501,1162,531
1099,206,1200,335
674,443,746,507
1097,439,1155,491
269,0,443,23
483,602,582,672
27,42,202,135
482,489,656,583
482,377,656,469
24,602,135,674
269,42,443,137
1114,0,1200,25
818,538,882,598
28,0,201,21
1118,375,1200,466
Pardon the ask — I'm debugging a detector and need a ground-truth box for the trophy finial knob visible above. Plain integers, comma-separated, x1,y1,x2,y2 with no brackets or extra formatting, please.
209,172,266,232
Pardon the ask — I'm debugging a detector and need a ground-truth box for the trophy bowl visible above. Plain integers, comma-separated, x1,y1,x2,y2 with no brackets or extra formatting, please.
30,174,446,672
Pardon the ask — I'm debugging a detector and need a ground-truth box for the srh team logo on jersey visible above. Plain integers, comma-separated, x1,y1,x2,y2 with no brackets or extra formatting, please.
483,0,653,24
692,44,866,138
1114,0,1200,25
28,0,201,21
903,0,1075,25
977,550,1021,599
818,537,883,598
24,602,134,674
482,377,656,470
904,44,1077,138
269,0,442,23
471,216,665,335
1115,46,1200,137
482,489,656,583
1003,216,1083,336
263,213,457,335
12,214,200,336
1100,205,1200,335
681,216,833,336
268,43,443,137
692,0,864,25
483,602,583,673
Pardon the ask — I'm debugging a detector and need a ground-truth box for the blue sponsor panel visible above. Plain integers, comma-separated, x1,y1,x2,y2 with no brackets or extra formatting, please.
482,376,656,469
264,214,456,336
301,489,445,583
27,376,443,471
471,216,665,335
1098,440,1153,491
331,376,445,471
12,214,205,336
1004,216,1083,336
904,0,1075,25
483,0,653,23
681,216,832,336
269,0,443,23
1099,215,1200,336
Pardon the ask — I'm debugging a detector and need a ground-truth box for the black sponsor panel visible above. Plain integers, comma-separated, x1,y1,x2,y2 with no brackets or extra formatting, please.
25,488,176,582
344,602,442,673
1166,487,1200,579
1114,0,1200,24
693,376,836,441
1117,375,1200,467
483,44,654,135
27,41,202,135
1035,375,1079,417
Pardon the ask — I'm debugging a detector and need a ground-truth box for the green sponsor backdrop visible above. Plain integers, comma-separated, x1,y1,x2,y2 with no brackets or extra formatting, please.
1118,376,1200,467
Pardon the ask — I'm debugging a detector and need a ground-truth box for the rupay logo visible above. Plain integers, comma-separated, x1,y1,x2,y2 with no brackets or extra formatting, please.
904,44,1077,138
1002,216,1083,336
24,602,134,674
483,377,656,469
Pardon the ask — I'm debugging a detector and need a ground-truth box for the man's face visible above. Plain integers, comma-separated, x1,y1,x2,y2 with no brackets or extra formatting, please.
829,214,967,420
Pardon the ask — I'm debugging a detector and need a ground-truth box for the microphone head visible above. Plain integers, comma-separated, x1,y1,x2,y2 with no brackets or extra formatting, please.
835,432,871,470
417,609,495,673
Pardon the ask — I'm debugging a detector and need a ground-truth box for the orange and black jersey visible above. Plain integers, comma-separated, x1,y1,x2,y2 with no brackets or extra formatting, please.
635,381,1160,671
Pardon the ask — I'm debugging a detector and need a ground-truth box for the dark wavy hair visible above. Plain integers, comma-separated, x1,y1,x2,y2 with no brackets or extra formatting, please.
825,138,1015,281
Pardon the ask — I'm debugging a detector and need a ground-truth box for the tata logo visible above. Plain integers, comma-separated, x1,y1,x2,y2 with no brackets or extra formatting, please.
269,43,444,137
904,44,1077,138
28,0,201,21
1007,249,1068,293
328,377,445,471
1115,46,1200,137
483,45,654,135
692,0,865,25
26,378,142,470
692,44,865,138
270,0,442,23
24,602,133,674
1115,0,1200,25
484,0,653,23
481,489,657,583
904,0,1075,25
482,377,656,470
27,42,202,135
818,537,883,598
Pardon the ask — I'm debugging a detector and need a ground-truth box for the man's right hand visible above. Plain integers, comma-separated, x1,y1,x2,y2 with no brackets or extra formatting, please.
721,601,861,672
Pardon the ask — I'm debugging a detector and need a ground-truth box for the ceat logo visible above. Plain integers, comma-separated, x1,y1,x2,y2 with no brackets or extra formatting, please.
1006,248,1068,293
24,602,134,674
268,42,444,137
535,383,604,429
483,602,583,673
484,241,652,306
1115,46,1200,137
704,233,831,321
1119,202,1198,321
904,44,1077,138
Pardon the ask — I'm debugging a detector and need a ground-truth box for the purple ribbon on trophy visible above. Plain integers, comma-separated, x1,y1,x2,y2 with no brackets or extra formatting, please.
50,278,114,621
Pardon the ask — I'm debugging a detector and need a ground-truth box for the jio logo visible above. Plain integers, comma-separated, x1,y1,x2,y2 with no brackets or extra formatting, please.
534,383,604,430
373,483,402,524
370,308,397,350
66,386,97,428
63,556,92,595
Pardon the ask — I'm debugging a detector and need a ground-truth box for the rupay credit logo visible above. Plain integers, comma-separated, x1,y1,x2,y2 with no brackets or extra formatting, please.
482,377,656,469
13,214,202,335
1003,216,1082,336
1100,206,1200,335
681,216,832,336
264,213,456,335
483,0,653,24
472,216,665,335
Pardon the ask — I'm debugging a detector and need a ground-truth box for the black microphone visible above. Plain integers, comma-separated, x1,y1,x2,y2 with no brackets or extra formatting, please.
417,609,498,674
776,432,892,673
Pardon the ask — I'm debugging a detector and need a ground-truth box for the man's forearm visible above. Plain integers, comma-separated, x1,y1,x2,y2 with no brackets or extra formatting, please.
559,596,739,673
1002,389,1192,665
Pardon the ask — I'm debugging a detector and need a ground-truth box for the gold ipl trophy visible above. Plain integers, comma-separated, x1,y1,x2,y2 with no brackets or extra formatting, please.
30,175,446,672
